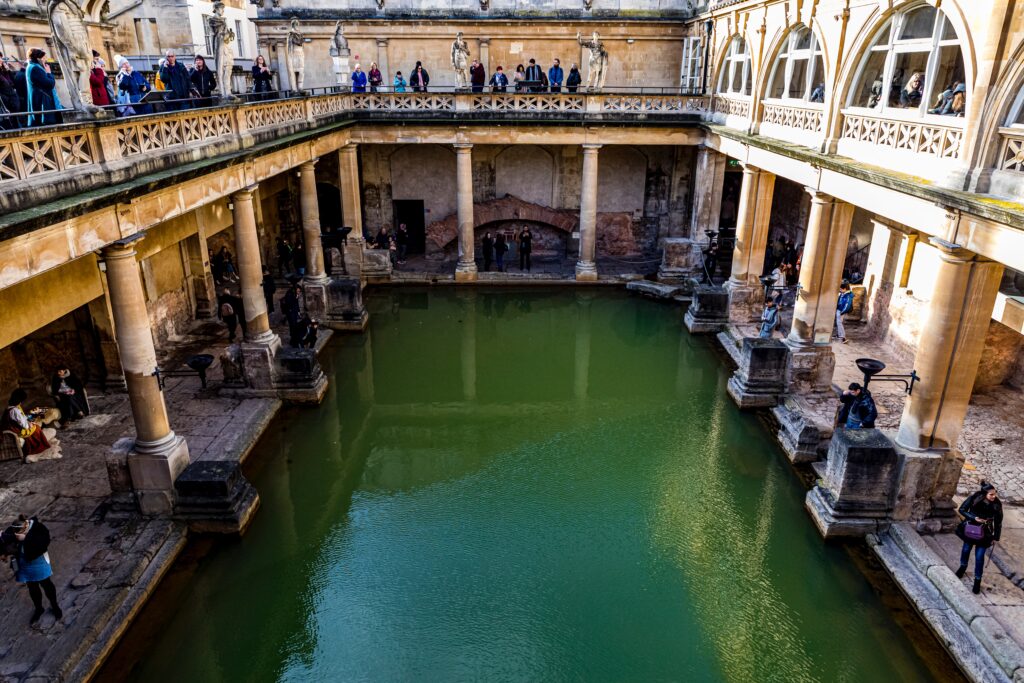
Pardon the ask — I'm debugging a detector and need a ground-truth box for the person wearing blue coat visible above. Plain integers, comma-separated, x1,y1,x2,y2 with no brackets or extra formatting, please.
115,59,152,116
351,64,367,93
24,48,62,126
548,58,564,92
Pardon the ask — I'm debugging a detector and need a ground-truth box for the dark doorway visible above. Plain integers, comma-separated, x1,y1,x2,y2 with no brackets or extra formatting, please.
393,200,426,255
317,183,342,231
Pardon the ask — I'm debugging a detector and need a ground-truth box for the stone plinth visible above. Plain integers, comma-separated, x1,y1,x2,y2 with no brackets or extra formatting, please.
127,434,191,516
771,397,832,464
326,276,368,330
684,284,729,334
174,460,260,535
275,348,329,404
658,238,703,286
724,279,761,323
806,428,898,538
220,338,327,404
726,338,789,409
785,342,836,394
891,443,965,534
362,248,393,282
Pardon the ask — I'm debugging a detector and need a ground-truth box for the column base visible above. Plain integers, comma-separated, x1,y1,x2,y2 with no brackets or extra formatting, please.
783,339,836,394
890,441,965,534
575,261,598,282
343,239,364,279
726,338,789,409
174,460,261,535
657,238,703,286
127,433,191,516
322,277,369,331
770,397,832,464
303,278,330,321
220,335,328,404
683,284,729,334
362,248,393,283
724,279,761,323
455,261,479,282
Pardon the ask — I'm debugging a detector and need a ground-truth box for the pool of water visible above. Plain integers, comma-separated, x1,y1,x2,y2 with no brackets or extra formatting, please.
114,288,940,682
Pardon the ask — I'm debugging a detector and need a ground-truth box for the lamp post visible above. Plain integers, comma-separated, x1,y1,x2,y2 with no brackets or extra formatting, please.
855,358,920,395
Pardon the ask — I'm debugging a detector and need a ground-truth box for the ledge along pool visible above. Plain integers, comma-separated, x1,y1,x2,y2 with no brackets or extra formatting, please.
104,288,948,682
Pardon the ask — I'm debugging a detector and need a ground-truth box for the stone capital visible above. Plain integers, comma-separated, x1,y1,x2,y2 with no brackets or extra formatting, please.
582,143,602,152
101,234,145,260
453,143,474,151
479,38,490,46
804,187,836,204
376,38,388,47
928,237,986,263
231,184,259,202
340,142,358,153
298,159,319,175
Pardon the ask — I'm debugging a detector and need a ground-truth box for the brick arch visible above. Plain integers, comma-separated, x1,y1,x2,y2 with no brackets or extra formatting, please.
425,195,578,256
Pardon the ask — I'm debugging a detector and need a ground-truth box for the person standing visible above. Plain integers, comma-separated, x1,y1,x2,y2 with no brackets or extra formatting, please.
25,48,61,127
276,237,293,275
758,299,780,339
470,60,485,93
88,55,111,109
368,62,383,92
299,316,320,349
0,57,22,130
282,284,303,347
252,55,273,100
2,515,61,624
547,58,563,93
955,483,1003,594
218,288,242,342
525,59,543,92
519,227,533,271
190,55,216,107
115,57,151,116
513,64,526,92
159,51,192,109
482,232,494,271
396,223,409,263
488,66,508,92
375,226,391,250
837,383,876,429
393,71,407,92
835,281,853,343
261,268,276,314
494,233,508,272
409,62,429,92
350,64,367,93
50,367,88,423
566,64,582,92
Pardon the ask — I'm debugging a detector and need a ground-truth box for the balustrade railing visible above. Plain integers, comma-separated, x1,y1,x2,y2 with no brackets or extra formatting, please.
760,101,824,133
998,127,1024,174
711,94,751,119
839,110,964,160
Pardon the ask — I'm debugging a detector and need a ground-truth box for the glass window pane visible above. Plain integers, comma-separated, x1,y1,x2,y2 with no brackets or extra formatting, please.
768,58,787,98
734,37,746,55
788,58,808,98
927,46,966,116
809,55,825,102
874,22,891,46
1016,106,1024,125
854,50,888,108
941,17,957,41
889,52,929,109
742,62,751,96
899,6,937,40
730,61,742,93
795,29,812,51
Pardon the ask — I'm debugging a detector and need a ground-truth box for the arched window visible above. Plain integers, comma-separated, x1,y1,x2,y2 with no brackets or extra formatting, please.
717,36,752,96
848,4,965,117
766,27,825,102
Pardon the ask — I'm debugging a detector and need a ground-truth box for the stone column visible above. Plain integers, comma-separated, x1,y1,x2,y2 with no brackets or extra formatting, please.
102,238,190,515
725,164,775,321
862,218,907,332
454,143,478,281
576,143,601,281
232,186,274,343
785,190,854,393
689,146,726,239
298,159,329,319
338,144,364,277
479,39,490,76
376,39,389,89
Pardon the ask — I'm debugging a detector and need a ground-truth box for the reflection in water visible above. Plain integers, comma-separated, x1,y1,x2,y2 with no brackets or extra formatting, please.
118,288,936,683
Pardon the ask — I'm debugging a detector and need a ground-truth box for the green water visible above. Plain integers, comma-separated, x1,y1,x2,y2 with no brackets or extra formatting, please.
122,288,938,682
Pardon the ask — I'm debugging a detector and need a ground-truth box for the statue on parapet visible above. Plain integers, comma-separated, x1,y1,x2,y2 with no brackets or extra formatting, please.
451,31,470,89
330,20,350,57
285,17,305,91
576,30,608,90
210,2,236,99
46,0,98,115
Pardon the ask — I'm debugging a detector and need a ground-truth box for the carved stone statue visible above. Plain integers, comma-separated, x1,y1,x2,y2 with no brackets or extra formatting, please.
451,31,470,89
46,0,97,114
480,0,489,9
375,0,384,8
582,0,593,9
329,21,349,57
576,30,608,90
210,2,236,98
285,17,305,91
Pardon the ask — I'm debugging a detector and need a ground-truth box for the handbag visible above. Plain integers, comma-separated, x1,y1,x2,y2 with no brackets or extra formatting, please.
963,521,986,541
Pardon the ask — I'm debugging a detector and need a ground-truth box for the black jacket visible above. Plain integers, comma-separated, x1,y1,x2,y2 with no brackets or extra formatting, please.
20,518,50,563
252,64,273,92
159,61,191,100
50,372,84,399
190,67,216,97
956,491,1003,547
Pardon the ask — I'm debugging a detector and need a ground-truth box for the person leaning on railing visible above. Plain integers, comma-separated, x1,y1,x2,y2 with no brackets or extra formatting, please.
88,52,112,108
252,55,274,100
158,51,192,110
488,66,508,93
190,55,216,107
24,48,62,127
0,55,23,130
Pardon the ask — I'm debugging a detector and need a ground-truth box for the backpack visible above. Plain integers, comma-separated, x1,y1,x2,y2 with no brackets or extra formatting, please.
220,302,234,317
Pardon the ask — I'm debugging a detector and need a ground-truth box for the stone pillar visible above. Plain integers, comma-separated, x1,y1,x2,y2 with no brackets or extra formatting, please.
376,39,389,89
298,159,329,319
725,164,775,321
479,39,490,75
785,190,854,393
102,238,190,515
892,239,1003,529
862,218,905,332
338,144,364,278
454,143,478,281
689,146,726,239
232,186,274,343
896,230,919,289
576,143,601,281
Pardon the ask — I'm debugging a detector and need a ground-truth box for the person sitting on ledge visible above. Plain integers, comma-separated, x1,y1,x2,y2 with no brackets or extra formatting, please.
50,366,88,423
955,482,1002,594
1,389,59,458
836,383,876,429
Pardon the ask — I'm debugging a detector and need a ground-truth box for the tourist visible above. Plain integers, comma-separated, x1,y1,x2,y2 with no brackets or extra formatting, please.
88,54,112,109
375,226,391,250
154,58,167,90
482,232,494,271
190,55,217,107
566,64,582,92
50,367,88,423
396,223,409,263
835,281,853,343
159,51,192,110
25,48,62,127
351,64,367,93
368,62,383,92
703,240,719,282
276,237,293,275
955,482,1002,594
409,62,429,92
115,57,151,116
252,55,274,100
0,56,23,129
519,227,533,271
221,253,240,283
548,58,563,93
489,66,508,93
809,82,825,103
494,233,508,272
469,59,485,93
1,389,58,458
293,242,306,277
218,288,242,342
758,298,780,338
393,71,407,92
262,267,276,314
900,72,923,108
930,81,964,116
282,284,303,347
525,59,543,92
1,514,61,624
513,64,526,92
299,315,319,349
837,383,876,429
211,245,229,283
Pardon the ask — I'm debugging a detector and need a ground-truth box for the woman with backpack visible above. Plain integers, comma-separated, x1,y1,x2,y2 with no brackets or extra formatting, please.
2,514,62,624
955,482,1003,594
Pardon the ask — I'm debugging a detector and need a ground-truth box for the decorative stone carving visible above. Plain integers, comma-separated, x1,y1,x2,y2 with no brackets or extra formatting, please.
330,21,351,86
375,0,384,8
576,31,608,90
285,17,305,91
451,31,470,89
480,0,489,9
210,2,236,99
46,0,97,114
583,0,593,9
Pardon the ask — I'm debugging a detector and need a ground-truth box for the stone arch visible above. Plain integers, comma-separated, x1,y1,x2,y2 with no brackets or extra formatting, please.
597,146,646,215
970,37,1024,176
494,146,555,208
755,22,830,103
390,144,457,228
712,31,755,97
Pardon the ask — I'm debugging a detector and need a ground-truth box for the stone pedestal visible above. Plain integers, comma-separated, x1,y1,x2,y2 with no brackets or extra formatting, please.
657,238,703,285
325,276,368,331
333,53,351,86
174,460,260,535
806,428,899,538
726,338,789,409
784,342,836,394
684,284,729,334
128,434,191,516
771,397,832,464
362,248,392,282
724,279,761,323
343,239,364,278
302,279,329,321
221,335,327,403
891,443,965,534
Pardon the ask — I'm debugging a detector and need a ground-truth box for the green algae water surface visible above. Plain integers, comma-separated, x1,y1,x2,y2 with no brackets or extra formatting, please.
124,288,939,682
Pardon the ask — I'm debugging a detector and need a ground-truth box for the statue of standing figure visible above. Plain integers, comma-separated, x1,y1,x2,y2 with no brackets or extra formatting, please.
46,0,97,114
285,17,306,91
577,30,608,90
210,2,236,99
451,31,470,89
329,20,351,86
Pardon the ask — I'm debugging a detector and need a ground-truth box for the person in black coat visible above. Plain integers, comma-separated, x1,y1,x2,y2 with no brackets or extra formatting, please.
518,228,533,272
482,232,494,271
955,482,1003,593
190,56,216,107
0,59,22,130
158,51,192,110
252,55,273,100
409,62,430,92
2,515,61,623
217,288,243,342
494,233,508,272
50,367,89,422
836,383,877,429
261,268,276,314
281,284,304,347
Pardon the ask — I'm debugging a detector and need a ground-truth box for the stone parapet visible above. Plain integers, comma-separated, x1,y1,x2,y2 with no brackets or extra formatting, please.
726,337,788,409
684,284,729,334
174,460,261,535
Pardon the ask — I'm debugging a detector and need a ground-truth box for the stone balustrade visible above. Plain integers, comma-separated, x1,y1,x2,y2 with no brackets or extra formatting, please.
839,109,964,161
760,101,824,133
998,127,1024,174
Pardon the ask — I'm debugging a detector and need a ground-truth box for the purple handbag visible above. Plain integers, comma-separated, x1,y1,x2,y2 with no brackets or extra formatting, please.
964,522,986,541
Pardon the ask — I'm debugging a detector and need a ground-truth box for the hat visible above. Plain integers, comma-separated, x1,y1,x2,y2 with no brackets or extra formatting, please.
848,382,862,391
